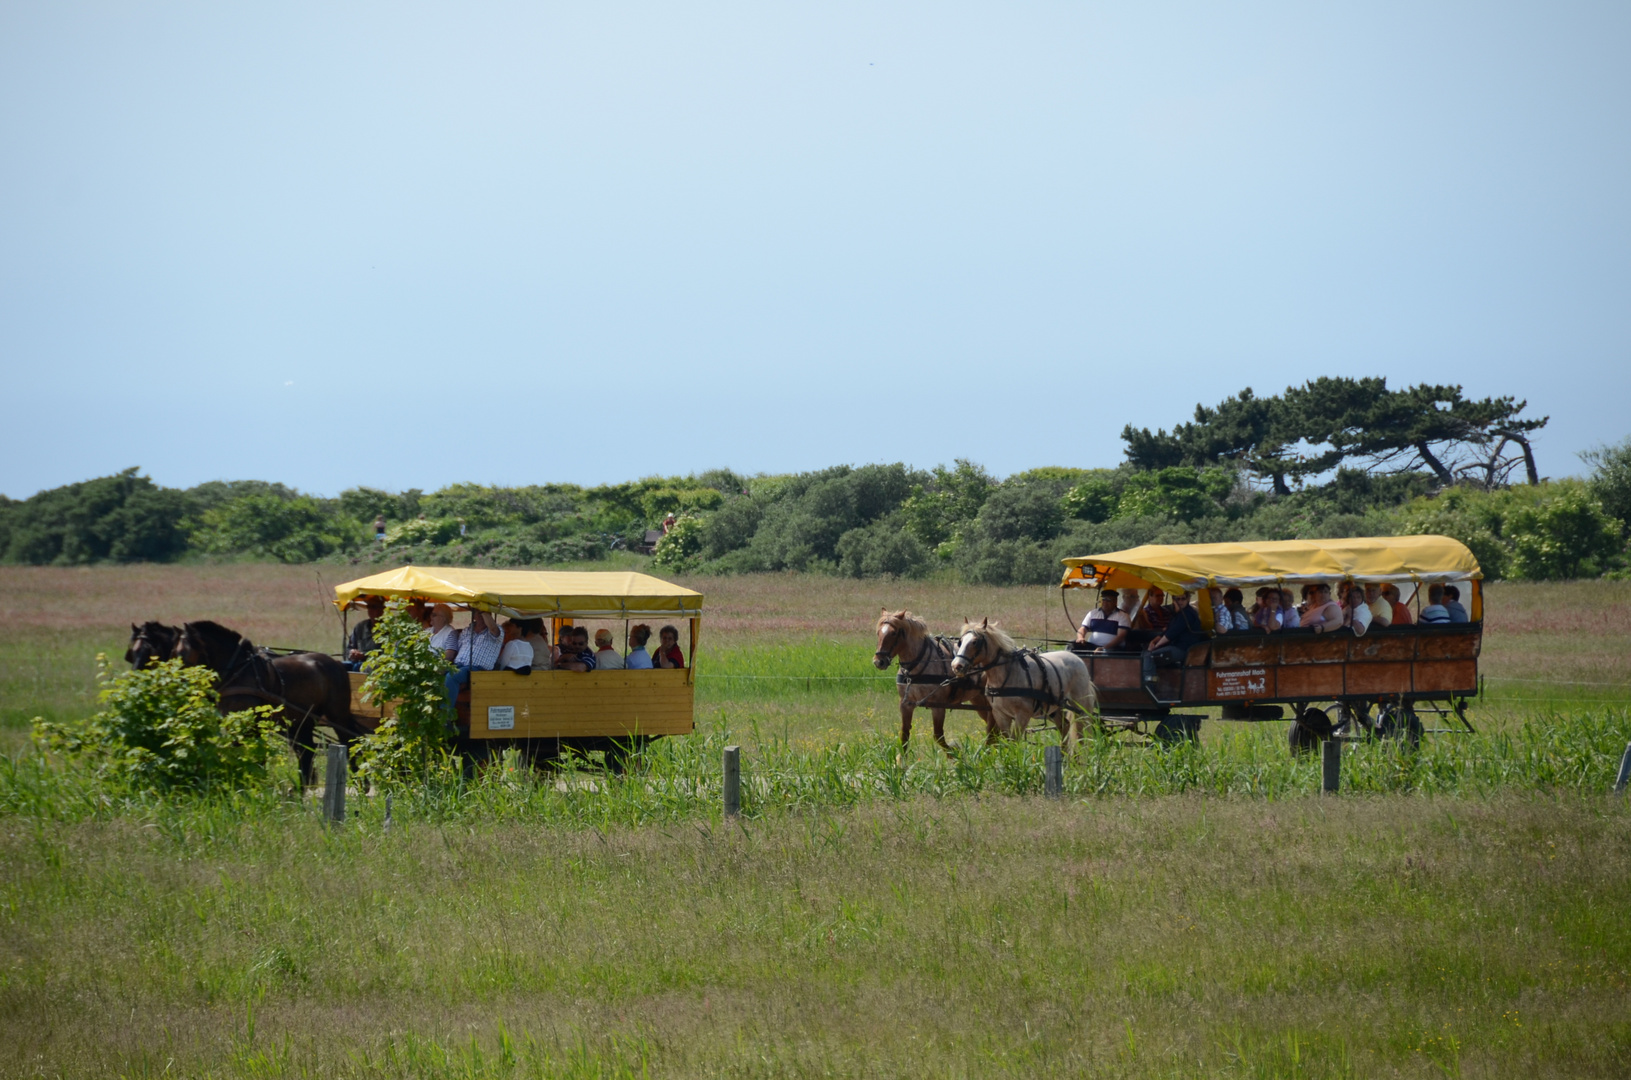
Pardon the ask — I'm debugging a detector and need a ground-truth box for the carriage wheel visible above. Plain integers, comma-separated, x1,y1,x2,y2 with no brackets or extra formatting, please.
1376,703,1423,749
1287,706,1335,756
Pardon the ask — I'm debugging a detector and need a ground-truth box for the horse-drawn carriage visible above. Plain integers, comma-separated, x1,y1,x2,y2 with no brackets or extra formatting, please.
334,566,702,766
1058,535,1484,749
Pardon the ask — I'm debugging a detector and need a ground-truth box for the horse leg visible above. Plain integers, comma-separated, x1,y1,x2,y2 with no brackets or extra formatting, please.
899,697,915,747
931,707,949,752
287,712,319,790
982,707,1001,745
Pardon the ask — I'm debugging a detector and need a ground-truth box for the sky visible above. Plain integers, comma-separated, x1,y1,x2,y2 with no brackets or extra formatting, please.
2,0,1628,498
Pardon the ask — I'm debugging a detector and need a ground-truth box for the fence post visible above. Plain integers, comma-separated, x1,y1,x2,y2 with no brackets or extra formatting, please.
1321,738,1341,795
723,745,741,818
1615,742,1631,795
323,744,348,824
1044,744,1063,799
383,792,393,832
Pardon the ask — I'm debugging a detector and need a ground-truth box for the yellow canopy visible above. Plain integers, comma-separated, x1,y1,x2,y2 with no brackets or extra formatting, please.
1059,535,1481,594
333,566,703,619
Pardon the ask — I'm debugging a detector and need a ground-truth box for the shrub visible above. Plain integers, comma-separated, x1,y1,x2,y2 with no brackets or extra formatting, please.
193,494,364,562
386,517,464,546
652,515,705,571
0,468,192,565
356,604,455,784
836,517,929,578
1583,436,1631,530
32,658,280,795
1507,486,1624,580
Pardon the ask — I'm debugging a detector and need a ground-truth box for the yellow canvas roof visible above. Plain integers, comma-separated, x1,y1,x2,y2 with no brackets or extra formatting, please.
334,566,703,619
1060,535,1481,593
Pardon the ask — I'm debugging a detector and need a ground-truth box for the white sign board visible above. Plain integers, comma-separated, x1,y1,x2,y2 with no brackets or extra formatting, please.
487,705,515,731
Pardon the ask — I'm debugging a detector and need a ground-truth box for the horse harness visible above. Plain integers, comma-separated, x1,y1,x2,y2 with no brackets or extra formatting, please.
890,633,979,693
951,640,1068,709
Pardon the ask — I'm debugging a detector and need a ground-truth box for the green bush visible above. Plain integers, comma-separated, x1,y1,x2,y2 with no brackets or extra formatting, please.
652,515,705,571
386,517,463,546
835,516,929,578
1507,486,1623,580
1396,480,1625,580
32,658,280,795
0,468,192,565
193,494,364,563
1583,436,1631,530
356,604,455,785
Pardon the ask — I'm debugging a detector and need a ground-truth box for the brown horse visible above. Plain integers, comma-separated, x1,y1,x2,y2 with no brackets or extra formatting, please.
873,609,996,749
125,621,182,669
176,620,364,786
949,618,1098,749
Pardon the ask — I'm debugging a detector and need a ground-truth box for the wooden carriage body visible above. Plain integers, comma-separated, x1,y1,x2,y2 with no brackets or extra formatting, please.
1059,536,1485,723
336,565,701,746
1079,623,1480,717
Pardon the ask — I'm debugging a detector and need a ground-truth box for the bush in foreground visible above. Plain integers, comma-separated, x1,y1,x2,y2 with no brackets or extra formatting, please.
31,658,280,796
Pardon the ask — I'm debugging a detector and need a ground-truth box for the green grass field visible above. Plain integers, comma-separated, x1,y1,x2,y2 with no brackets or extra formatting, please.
1,565,1629,1077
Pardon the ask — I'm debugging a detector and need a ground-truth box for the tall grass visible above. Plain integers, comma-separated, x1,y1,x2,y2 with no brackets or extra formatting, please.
6,707,1627,832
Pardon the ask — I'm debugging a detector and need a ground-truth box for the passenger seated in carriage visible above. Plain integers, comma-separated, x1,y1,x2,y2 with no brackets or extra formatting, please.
593,628,626,670
346,595,387,670
1363,582,1393,627
556,626,597,671
653,625,686,669
427,603,461,660
1145,590,1207,665
1443,584,1470,623
1384,584,1413,625
1340,583,1372,636
1278,588,1300,628
1075,588,1131,652
1419,584,1452,624
1300,584,1345,633
1251,587,1282,632
519,619,553,670
625,624,654,669
497,620,535,672
444,610,503,707
1212,588,1251,633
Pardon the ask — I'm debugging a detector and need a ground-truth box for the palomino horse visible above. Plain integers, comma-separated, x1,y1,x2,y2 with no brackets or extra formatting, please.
176,620,364,786
126,621,183,669
873,610,996,749
948,619,1098,748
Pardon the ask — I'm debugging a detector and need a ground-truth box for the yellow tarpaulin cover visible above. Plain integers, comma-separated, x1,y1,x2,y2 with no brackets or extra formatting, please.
1059,535,1481,594
334,566,703,619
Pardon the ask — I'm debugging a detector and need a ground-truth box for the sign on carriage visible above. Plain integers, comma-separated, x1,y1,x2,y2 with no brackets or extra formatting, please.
1211,667,1269,698
487,705,515,731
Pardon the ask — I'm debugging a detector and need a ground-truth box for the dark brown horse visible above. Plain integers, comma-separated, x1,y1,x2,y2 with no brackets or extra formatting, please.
873,609,996,749
125,621,183,669
176,620,364,785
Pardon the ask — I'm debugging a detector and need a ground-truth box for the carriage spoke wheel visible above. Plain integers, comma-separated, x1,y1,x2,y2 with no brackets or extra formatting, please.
1287,705,1337,756
1375,702,1423,749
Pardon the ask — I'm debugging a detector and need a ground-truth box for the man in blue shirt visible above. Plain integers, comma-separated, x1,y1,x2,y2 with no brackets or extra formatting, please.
1146,591,1208,665
1419,584,1452,624
1443,584,1470,623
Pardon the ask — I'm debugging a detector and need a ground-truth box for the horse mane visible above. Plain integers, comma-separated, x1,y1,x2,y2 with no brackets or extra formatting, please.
877,609,930,637
959,620,1017,656
182,619,254,656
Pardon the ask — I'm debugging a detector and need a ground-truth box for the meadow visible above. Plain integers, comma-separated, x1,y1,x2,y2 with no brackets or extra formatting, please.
1,564,1629,1077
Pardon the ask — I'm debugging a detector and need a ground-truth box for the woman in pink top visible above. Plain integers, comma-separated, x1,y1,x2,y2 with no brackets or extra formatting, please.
1300,583,1345,633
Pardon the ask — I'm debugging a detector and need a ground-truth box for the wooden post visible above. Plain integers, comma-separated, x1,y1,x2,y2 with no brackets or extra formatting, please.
1044,744,1063,799
723,745,741,818
1615,742,1631,795
323,744,348,823
1321,738,1341,795
383,792,393,832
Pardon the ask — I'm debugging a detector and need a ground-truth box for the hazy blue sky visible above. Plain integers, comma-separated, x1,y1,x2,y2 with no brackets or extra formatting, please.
3,1,1627,497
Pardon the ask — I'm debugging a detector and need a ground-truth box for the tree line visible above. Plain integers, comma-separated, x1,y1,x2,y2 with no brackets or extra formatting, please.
3,377,1626,582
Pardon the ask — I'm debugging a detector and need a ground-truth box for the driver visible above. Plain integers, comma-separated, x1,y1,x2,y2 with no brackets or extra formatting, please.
1075,589,1131,652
